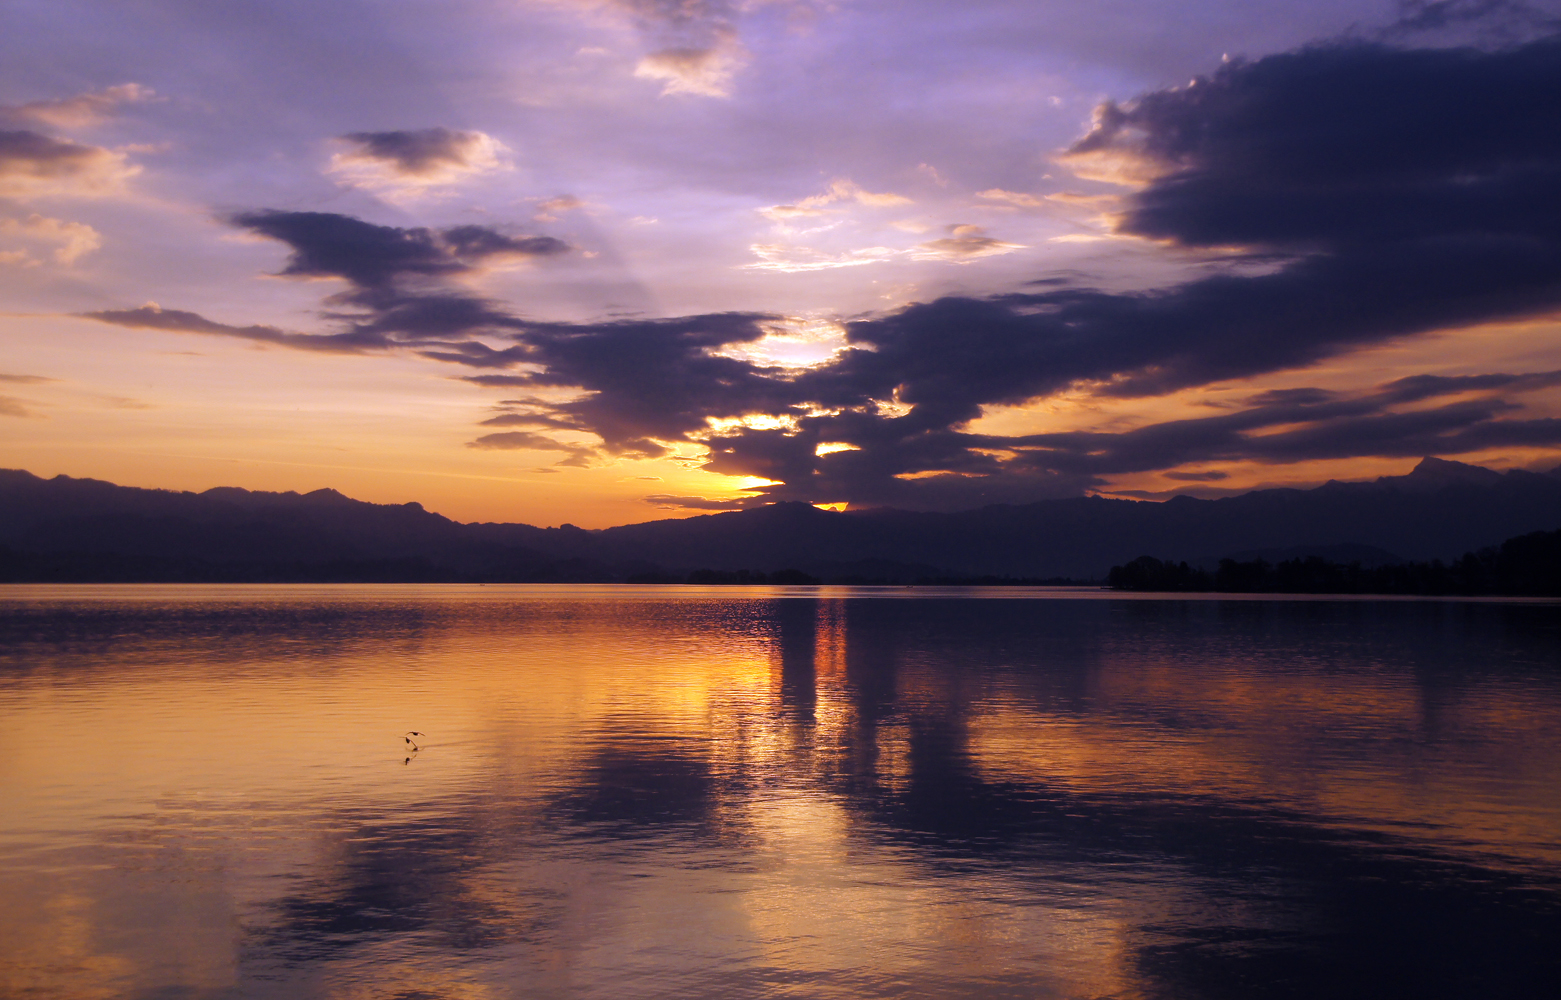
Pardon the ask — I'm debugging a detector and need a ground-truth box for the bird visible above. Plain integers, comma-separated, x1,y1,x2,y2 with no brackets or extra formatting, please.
404,731,425,751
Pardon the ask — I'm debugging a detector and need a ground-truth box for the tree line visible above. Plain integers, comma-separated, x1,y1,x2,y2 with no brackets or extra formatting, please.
1107,528,1561,595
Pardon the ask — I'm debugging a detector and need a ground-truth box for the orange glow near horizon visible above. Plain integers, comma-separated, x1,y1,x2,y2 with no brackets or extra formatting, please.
5,305,1561,522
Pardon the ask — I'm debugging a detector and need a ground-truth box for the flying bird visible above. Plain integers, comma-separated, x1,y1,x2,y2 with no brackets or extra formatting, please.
405,731,425,750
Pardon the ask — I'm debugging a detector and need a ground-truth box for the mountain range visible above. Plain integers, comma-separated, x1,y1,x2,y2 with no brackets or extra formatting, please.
2,458,1559,582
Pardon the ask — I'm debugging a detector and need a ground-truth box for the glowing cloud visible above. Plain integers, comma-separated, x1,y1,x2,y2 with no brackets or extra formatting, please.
0,214,102,265
534,195,586,222
976,188,1048,209
0,131,139,199
760,180,913,222
743,244,898,272
910,225,1025,261
0,84,153,130
635,41,746,97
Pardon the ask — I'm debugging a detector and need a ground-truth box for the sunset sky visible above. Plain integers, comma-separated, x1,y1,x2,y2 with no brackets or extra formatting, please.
4,0,1561,527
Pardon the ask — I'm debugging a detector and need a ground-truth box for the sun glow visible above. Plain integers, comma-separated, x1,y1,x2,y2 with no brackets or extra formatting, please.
710,318,850,369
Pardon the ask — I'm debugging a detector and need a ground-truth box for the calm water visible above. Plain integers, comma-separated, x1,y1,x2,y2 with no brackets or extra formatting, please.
1,585,1559,1000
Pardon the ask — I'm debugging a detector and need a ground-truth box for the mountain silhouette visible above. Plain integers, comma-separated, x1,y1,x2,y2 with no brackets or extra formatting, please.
1,458,1558,582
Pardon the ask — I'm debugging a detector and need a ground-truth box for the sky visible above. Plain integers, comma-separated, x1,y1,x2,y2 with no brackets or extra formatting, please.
4,0,1561,527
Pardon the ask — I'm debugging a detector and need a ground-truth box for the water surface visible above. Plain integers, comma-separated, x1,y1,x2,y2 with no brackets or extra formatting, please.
2,585,1558,999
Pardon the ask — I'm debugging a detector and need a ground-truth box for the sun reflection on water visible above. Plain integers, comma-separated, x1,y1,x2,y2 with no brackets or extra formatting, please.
1,587,1558,999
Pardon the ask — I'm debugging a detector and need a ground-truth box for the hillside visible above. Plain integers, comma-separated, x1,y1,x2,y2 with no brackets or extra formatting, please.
1,458,1558,582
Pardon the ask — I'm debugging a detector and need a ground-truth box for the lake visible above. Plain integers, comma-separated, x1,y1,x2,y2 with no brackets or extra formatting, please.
1,585,1558,999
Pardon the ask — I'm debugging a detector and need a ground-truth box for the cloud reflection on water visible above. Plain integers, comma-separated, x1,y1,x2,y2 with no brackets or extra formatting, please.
1,587,1558,999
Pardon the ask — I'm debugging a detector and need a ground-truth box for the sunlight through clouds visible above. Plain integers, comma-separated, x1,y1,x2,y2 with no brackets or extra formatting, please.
743,243,898,271
4,0,1561,524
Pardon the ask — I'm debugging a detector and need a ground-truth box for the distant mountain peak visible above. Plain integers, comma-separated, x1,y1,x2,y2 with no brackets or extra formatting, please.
1409,456,1502,478
1385,457,1506,491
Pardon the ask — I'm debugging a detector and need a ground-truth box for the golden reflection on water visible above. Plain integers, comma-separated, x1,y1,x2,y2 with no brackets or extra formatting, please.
1,585,1558,1000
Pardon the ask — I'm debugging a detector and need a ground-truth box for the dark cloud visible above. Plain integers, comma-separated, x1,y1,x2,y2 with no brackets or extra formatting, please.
230,210,565,290
832,239,1561,410
0,373,57,384
1075,38,1561,252
82,303,383,352
86,211,568,369
90,211,569,355
1001,372,1561,476
335,128,498,179
457,374,533,388
496,314,788,457
441,225,568,261
1380,369,1561,402
103,34,1561,508
1382,0,1560,45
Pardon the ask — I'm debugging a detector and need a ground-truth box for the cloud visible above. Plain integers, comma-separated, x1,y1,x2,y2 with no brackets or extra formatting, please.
86,210,569,355
597,35,1561,503
0,130,138,199
232,210,564,288
459,374,535,388
467,430,584,450
909,226,1025,261
0,213,102,264
1381,0,1561,46
760,179,913,222
743,243,898,272
534,195,585,222
582,0,831,97
466,428,598,466
477,399,582,431
328,128,507,200
0,84,153,129
1000,370,1561,476
1063,36,1561,253
483,312,790,457
641,493,760,509
97,35,1561,509
975,188,1047,209
0,373,56,384
228,210,565,357
836,35,1561,412
745,222,1017,272
635,42,745,97
81,302,380,353
0,395,43,418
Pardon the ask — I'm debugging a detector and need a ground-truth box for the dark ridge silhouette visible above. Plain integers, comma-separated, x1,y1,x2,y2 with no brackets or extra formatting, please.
1109,528,1561,595
0,457,1558,583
